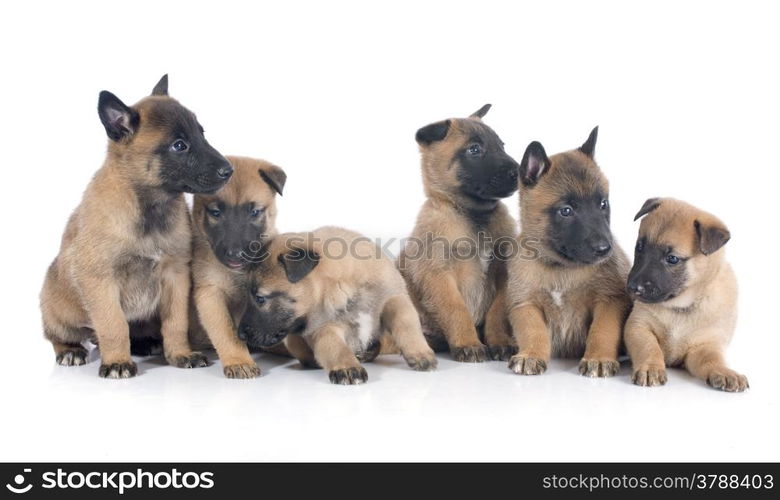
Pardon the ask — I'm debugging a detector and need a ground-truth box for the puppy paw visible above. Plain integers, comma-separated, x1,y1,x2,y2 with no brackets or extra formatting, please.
707,368,749,392
98,361,138,379
488,344,518,361
56,347,89,367
223,363,261,379
450,344,488,363
329,366,368,385
403,351,438,371
508,355,547,375
167,352,209,369
632,366,667,387
579,358,620,377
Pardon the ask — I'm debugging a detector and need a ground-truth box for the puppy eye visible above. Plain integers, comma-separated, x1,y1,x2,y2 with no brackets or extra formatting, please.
600,199,609,210
254,295,266,305
559,206,573,217
171,139,189,152
250,207,263,218
466,144,483,156
207,208,221,218
636,240,644,253
666,255,680,265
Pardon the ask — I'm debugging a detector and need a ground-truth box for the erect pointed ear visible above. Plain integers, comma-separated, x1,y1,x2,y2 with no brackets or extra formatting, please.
579,126,599,158
634,197,662,221
97,91,139,141
415,120,451,146
279,247,320,283
519,141,550,187
695,219,731,255
469,103,491,119
151,74,168,96
259,163,287,196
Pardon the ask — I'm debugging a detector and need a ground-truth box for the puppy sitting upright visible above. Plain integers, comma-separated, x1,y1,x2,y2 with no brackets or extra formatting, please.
507,128,631,377
189,156,286,379
399,105,520,362
39,75,233,378
239,227,437,385
625,198,747,392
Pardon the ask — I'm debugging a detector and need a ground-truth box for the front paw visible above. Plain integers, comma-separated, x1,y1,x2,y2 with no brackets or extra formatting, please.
329,366,368,385
632,365,667,387
707,368,749,392
223,363,261,379
404,351,438,371
450,344,488,363
488,344,517,361
168,352,209,369
56,347,89,367
579,358,620,377
99,361,138,379
508,355,547,375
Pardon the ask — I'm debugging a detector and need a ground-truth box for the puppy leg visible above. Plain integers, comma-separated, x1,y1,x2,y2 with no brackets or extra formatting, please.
508,304,550,375
50,338,89,367
308,323,367,385
579,300,625,377
284,335,319,368
624,319,667,387
685,342,748,392
484,290,516,361
420,273,487,362
41,275,91,366
381,295,437,371
195,285,259,379
160,261,207,369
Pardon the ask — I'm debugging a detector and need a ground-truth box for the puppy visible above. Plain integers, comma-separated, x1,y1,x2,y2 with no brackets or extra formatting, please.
399,104,520,362
188,157,286,378
39,75,233,378
506,128,631,377
625,198,747,392
239,227,437,384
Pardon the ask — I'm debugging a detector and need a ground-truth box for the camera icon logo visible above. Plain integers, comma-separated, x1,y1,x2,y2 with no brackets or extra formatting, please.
5,469,33,494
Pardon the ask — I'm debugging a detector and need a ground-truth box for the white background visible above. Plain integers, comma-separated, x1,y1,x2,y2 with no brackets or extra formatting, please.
1,0,778,462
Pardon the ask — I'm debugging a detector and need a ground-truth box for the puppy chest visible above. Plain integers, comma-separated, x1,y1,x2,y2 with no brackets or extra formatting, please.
115,255,164,320
540,289,591,358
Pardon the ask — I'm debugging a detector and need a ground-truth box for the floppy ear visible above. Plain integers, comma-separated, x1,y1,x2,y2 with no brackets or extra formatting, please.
415,120,451,146
97,91,139,141
469,103,491,119
579,126,598,158
519,141,550,187
151,74,168,96
259,164,287,196
695,219,731,255
634,197,662,221
279,248,320,283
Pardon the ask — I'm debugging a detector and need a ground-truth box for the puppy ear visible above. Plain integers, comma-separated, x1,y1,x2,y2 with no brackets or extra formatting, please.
519,141,550,187
415,120,451,146
469,103,492,119
151,74,168,96
579,126,599,158
259,164,287,196
634,197,662,221
695,219,731,255
279,248,320,283
97,91,139,141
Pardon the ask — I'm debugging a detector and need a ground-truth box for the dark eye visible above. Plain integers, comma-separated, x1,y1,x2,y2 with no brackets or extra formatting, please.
207,208,221,218
171,139,189,152
466,144,482,156
559,206,573,217
666,254,680,265
636,239,644,253
254,295,266,305
250,207,263,218
600,199,609,210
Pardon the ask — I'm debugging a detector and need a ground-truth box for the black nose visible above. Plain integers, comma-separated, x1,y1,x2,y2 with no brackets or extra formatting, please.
226,249,242,259
628,281,649,296
217,164,233,180
592,241,612,257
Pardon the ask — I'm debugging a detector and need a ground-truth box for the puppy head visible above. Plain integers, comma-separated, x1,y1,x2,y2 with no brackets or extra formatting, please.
97,74,233,194
415,104,519,205
627,197,731,304
518,127,614,266
193,156,286,270
237,235,319,347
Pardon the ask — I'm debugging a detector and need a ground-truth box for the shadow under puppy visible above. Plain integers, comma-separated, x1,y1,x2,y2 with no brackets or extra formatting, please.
399,104,520,362
239,227,437,385
507,128,631,377
188,156,286,378
39,75,233,378
625,198,747,392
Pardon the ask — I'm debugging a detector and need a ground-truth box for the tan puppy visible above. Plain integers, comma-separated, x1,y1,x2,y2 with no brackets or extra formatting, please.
239,227,437,384
507,128,631,377
399,105,520,362
188,156,286,379
39,75,233,377
625,198,747,392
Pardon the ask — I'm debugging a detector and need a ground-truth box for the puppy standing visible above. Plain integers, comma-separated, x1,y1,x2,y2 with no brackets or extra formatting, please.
625,198,747,392
189,157,286,378
239,227,437,384
39,75,233,378
399,105,520,362
507,128,631,377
